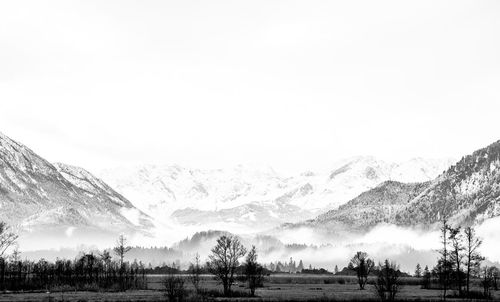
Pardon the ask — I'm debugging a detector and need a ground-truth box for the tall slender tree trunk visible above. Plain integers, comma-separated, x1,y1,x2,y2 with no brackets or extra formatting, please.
223,279,229,296
454,250,462,296
441,220,448,302
466,262,471,296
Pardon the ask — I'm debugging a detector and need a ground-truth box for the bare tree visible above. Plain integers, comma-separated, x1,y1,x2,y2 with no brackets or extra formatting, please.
113,234,132,290
100,250,112,281
481,266,493,298
188,253,202,295
464,226,484,296
164,262,185,302
244,245,264,297
349,251,374,290
113,234,131,268
374,259,401,302
437,219,452,301
207,235,247,296
448,226,465,295
0,222,18,257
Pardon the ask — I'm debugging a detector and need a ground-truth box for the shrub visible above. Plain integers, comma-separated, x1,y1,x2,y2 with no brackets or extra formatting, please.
374,260,401,302
164,274,185,302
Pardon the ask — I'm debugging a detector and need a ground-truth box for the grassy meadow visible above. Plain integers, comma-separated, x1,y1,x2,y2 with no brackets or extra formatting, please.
0,274,497,302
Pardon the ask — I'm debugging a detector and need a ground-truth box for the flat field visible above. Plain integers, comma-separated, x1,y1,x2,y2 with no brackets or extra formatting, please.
0,274,497,302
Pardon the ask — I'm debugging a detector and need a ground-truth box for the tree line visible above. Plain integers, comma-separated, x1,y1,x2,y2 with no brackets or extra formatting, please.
160,235,266,301
346,223,499,301
428,221,498,299
0,233,147,291
1,220,499,301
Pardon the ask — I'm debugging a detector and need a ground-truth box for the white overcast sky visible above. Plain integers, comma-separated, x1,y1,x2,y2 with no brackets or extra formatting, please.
1,0,499,173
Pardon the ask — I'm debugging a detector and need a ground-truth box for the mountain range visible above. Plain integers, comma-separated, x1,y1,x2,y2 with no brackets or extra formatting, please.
2,129,500,254
0,132,152,239
98,157,453,232
309,140,500,232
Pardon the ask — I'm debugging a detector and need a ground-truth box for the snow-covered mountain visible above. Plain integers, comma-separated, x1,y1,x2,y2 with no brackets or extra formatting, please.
308,139,500,231
99,157,453,232
394,139,500,226
311,180,430,231
0,132,152,236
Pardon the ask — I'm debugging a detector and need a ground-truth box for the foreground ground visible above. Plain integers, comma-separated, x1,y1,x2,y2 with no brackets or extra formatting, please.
0,275,498,301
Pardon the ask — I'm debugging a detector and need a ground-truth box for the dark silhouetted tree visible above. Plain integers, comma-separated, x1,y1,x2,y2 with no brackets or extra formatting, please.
207,235,246,296
437,219,452,301
244,246,264,297
464,226,484,296
488,266,499,291
422,265,431,289
448,226,465,295
374,260,401,302
113,235,132,290
188,253,202,295
349,251,374,290
414,263,422,278
164,262,185,302
113,235,131,268
481,266,493,299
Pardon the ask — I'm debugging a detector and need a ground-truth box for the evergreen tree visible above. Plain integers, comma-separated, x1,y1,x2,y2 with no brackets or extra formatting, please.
422,265,431,289
10,247,21,262
374,259,401,302
414,263,422,278
269,262,276,272
244,246,264,296
464,226,484,296
297,260,304,272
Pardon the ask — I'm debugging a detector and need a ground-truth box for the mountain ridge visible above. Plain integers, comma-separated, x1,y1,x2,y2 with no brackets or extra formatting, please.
98,156,454,232
307,139,500,231
0,131,152,235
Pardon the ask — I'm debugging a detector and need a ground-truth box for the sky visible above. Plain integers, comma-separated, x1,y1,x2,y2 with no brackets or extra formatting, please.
1,0,500,173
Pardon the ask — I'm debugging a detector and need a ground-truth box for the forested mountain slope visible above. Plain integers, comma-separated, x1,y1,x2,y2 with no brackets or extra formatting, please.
309,140,500,230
